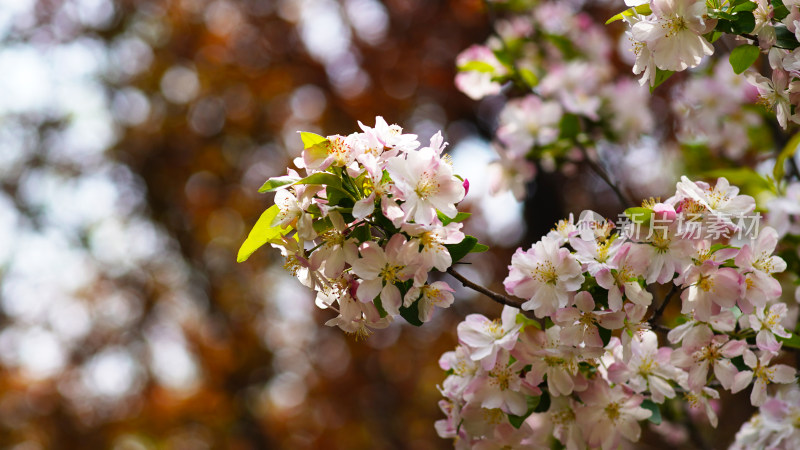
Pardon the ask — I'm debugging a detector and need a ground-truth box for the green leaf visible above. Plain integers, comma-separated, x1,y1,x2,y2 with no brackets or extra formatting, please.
399,299,424,327
640,399,662,425
533,390,550,412
457,60,496,73
650,68,674,93
776,25,800,50
599,327,612,347
437,211,472,226
715,10,756,34
729,45,760,74
624,207,653,226
773,0,790,21
445,235,478,264
703,168,771,192
775,132,800,183
373,295,388,318
559,113,581,140
237,205,293,263
300,131,327,149
300,172,343,189
778,332,800,350
470,243,490,253
508,395,541,428
258,175,299,193
605,4,652,24
732,2,758,12
519,68,538,87
516,313,541,331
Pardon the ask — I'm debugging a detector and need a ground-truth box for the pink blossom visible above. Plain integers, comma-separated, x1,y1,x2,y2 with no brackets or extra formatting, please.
577,380,652,450
504,236,585,318
457,306,522,370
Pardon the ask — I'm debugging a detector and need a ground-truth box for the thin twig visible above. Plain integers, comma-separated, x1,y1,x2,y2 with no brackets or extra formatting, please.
683,403,712,450
650,284,680,326
446,267,525,309
576,143,634,207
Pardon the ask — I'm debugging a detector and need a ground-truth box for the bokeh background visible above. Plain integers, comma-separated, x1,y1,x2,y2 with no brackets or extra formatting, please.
0,0,551,448
0,0,767,448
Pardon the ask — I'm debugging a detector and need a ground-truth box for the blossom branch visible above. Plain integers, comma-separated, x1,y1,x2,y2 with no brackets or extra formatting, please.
576,143,634,207
446,267,525,309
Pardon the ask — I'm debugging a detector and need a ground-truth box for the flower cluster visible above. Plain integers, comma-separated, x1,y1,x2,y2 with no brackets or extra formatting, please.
239,117,477,335
437,176,798,449
618,0,800,128
731,384,800,449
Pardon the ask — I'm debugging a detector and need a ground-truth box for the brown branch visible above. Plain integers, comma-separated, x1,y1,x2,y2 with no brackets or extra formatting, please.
446,267,525,309
576,143,635,208
650,284,680,326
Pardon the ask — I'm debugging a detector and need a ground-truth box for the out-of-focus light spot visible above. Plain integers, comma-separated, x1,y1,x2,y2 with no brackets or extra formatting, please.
204,0,244,37
82,348,141,398
344,0,389,45
299,0,351,64
112,88,151,125
148,329,200,393
0,47,51,113
267,372,307,410
185,171,220,206
325,52,370,99
109,36,154,78
0,194,19,265
451,137,525,245
49,299,91,342
112,435,150,450
160,66,200,104
72,0,115,29
15,328,67,379
206,207,244,240
188,97,226,136
0,0,35,39
290,85,327,121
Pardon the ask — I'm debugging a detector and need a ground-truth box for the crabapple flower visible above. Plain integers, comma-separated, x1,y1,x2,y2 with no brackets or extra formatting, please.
467,351,538,416
576,380,652,450
736,227,787,309
511,326,593,397
673,176,756,229
324,293,392,338
735,349,797,406
385,138,465,225
670,326,746,391
496,95,563,156
357,116,419,153
504,235,585,317
402,221,465,273
454,44,507,100
607,330,683,403
595,243,653,311
748,303,792,354
680,261,742,321
631,0,714,72
456,306,522,370
745,68,794,128
405,281,455,323
349,234,422,316
684,386,721,427
553,291,625,347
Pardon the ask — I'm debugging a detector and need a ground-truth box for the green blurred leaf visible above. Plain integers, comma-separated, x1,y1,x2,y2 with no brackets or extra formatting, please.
516,313,541,330
457,60,496,73
624,207,653,226
729,45,760,74
508,395,541,428
775,132,800,184
237,205,292,263
519,68,538,87
650,68,674,93
641,399,662,425
605,4,652,24
470,243,489,253
778,332,800,349
559,113,581,140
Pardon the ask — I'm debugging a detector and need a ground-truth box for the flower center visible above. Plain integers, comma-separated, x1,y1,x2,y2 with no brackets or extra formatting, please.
415,172,440,200
380,263,405,283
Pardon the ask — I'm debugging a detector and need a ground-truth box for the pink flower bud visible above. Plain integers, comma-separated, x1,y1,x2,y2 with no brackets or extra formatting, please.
462,179,470,197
